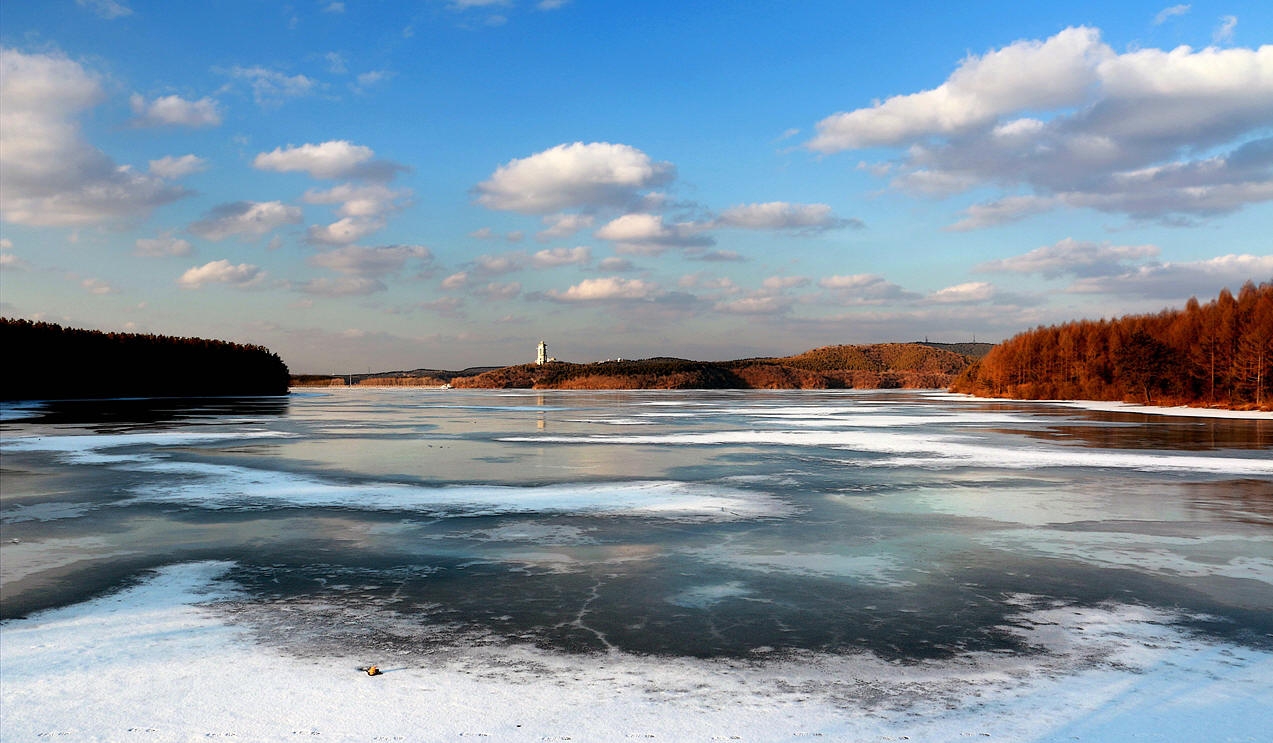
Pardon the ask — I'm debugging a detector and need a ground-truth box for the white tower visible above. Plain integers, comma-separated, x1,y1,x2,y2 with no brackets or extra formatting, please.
537,340,547,365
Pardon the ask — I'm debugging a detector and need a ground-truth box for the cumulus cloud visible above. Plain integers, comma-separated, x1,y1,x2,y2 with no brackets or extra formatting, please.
188,201,302,241
441,272,469,290
303,182,409,217
976,237,1160,278
305,216,386,245
926,281,999,304
229,66,317,105
177,259,264,289
1067,254,1273,298
810,27,1273,226
472,252,525,275
475,142,674,214
129,94,222,127
530,246,591,268
0,48,188,226
808,27,1110,151
309,244,432,277
135,235,193,257
149,154,208,179
255,140,403,181
537,212,595,241
714,202,863,233
594,213,713,255
544,276,663,302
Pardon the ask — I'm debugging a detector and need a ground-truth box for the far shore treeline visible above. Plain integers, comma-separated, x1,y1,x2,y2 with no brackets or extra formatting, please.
1,318,290,401
295,342,991,391
951,281,1273,410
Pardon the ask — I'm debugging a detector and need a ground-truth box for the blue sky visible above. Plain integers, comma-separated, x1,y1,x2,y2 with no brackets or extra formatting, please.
2,0,1270,373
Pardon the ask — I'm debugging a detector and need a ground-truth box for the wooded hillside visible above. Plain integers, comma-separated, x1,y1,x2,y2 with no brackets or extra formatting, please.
2,318,290,400
950,282,1273,410
448,343,977,390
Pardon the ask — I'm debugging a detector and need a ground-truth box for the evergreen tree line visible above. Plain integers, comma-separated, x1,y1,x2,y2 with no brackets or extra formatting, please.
950,282,1273,409
1,318,291,400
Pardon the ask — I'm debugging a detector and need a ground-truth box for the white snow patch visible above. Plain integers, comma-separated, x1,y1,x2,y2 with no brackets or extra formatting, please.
123,460,792,521
503,429,1273,475
3,565,1271,742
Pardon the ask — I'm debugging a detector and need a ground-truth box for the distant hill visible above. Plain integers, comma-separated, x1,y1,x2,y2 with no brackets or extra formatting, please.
951,282,1272,410
438,343,980,391
2,318,290,401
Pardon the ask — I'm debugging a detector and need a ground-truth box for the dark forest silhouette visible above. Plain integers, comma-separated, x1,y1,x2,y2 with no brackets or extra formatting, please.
2,318,290,400
951,281,1273,410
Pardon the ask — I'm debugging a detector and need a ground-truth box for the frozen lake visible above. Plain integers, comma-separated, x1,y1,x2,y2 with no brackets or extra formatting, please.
2,389,1271,741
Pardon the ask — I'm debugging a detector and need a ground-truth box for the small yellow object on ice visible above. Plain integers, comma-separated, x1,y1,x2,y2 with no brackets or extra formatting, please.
366,665,382,676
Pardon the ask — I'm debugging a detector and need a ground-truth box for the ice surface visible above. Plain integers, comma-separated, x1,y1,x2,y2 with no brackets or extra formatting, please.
123,460,794,520
503,429,1273,475
2,430,295,465
3,562,1271,742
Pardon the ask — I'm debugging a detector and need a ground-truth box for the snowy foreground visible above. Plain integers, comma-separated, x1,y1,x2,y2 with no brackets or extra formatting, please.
3,562,1270,742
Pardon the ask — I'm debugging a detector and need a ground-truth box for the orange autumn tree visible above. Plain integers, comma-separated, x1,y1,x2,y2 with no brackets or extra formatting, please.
950,281,1273,409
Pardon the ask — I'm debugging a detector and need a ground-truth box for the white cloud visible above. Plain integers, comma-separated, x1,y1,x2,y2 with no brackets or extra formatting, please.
0,48,188,226
302,183,410,219
476,142,674,214
441,272,469,289
537,212,595,241
309,244,432,277
808,27,1110,151
976,238,1160,278
135,235,193,257
76,0,131,19
1068,254,1273,298
129,94,221,128
177,259,264,289
1153,5,1190,25
305,216,386,245
255,140,404,180
473,252,525,275
229,66,317,105
926,281,998,304
1213,15,1238,45
538,0,569,9
715,202,862,232
811,28,1273,225
594,213,712,255
544,276,663,302
148,154,208,179
323,2,346,14
188,201,302,241
531,246,591,268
